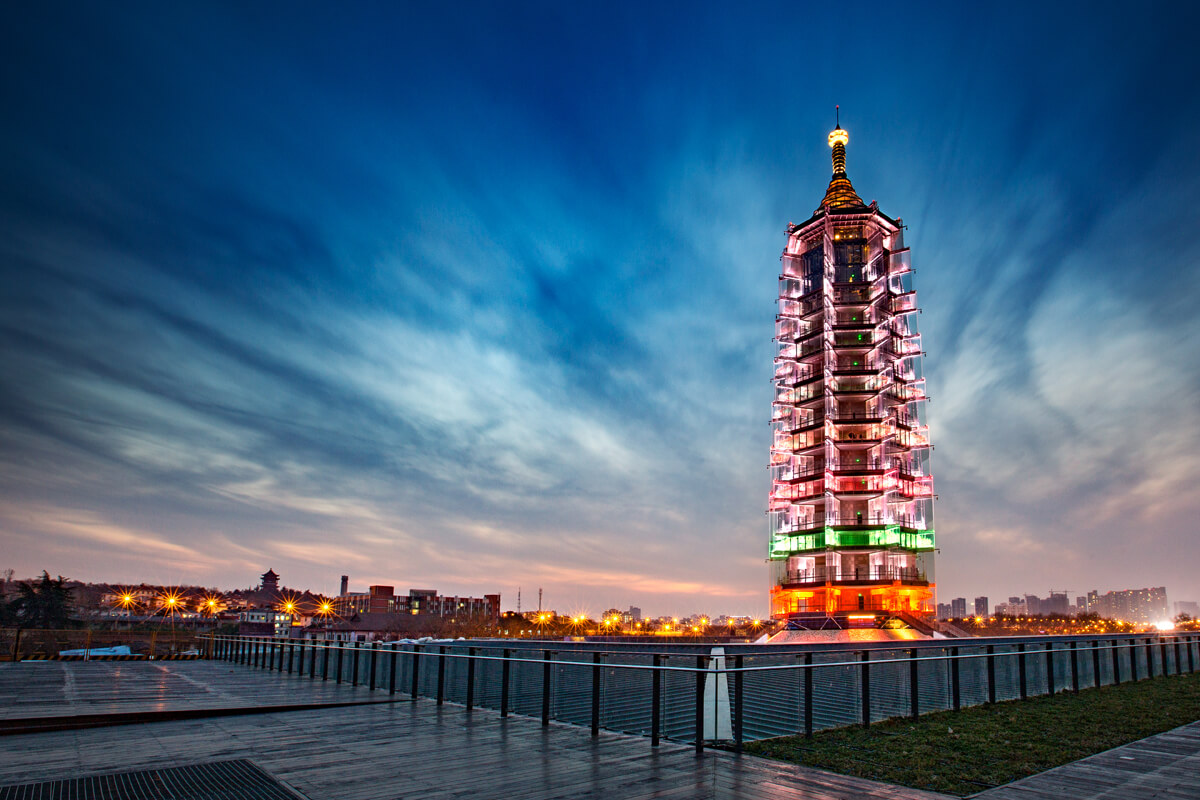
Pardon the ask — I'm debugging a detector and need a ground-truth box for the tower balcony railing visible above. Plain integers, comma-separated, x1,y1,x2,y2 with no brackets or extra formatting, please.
771,482,824,502
832,315,880,330
778,276,811,299
828,411,885,423
772,414,823,434
832,427,889,443
832,378,887,394
832,477,886,494
828,458,888,473
890,293,918,313
779,297,823,317
777,324,823,345
782,566,927,586
896,430,931,448
897,477,935,497
832,333,883,348
771,513,931,536
774,434,822,453
824,513,929,529
833,360,884,375
831,288,877,305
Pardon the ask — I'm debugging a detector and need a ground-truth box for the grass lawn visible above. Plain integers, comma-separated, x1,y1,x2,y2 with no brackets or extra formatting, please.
743,671,1200,797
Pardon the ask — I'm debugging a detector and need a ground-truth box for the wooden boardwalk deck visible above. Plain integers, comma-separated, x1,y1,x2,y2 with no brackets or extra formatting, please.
0,661,377,720
975,720,1200,800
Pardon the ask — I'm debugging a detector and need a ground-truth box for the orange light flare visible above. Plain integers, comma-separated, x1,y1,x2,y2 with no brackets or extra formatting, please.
200,594,222,617
154,589,185,620
276,592,302,617
313,597,338,621
111,588,141,613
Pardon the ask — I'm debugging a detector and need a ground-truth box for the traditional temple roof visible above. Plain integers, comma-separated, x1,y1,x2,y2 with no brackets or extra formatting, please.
816,116,866,212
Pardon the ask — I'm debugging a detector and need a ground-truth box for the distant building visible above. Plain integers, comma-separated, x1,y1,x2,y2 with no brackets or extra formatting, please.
332,585,500,622
1089,587,1168,624
1175,600,1198,618
1043,592,1069,615
1024,594,1041,615
950,597,966,618
936,602,951,620
340,575,349,596
627,606,642,622
260,569,280,594
238,608,292,637
1076,595,1088,613
973,596,988,617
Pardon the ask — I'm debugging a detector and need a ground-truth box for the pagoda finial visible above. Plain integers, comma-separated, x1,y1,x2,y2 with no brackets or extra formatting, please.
817,108,864,211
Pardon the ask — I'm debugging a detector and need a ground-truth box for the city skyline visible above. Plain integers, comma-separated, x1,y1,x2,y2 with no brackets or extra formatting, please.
3,4,1200,617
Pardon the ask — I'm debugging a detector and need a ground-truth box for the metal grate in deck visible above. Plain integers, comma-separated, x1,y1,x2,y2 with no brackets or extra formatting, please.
0,759,304,800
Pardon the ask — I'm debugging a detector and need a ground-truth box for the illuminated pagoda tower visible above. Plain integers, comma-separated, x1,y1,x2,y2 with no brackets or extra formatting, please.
768,116,935,626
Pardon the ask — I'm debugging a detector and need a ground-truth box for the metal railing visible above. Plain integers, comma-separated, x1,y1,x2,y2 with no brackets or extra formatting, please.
204,632,1199,754
781,567,927,585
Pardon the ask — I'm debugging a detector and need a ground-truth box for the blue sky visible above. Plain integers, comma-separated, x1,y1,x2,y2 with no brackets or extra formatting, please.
2,2,1199,616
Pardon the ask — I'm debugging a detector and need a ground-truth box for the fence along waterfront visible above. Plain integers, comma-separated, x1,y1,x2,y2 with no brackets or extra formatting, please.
207,633,1199,752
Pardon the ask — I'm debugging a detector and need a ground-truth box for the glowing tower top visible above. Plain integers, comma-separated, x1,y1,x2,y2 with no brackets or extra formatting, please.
818,108,865,211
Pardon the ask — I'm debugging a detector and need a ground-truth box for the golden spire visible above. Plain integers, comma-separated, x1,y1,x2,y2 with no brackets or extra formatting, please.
818,105,865,211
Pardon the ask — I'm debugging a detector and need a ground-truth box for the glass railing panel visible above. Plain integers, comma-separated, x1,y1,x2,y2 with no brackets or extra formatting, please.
740,653,802,739
811,652,861,732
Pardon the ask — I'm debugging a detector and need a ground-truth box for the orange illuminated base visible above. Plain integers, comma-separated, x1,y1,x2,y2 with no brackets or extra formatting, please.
770,583,935,619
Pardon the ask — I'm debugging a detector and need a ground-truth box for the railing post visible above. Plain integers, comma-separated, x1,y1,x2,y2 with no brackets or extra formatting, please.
500,648,510,717
986,645,996,704
389,645,398,695
466,647,476,710
437,646,446,705
1175,637,1183,675
1092,641,1102,688
951,647,960,711
651,654,662,747
860,651,870,728
336,643,344,683
411,645,421,699
1147,637,1156,677
590,652,601,736
287,640,295,674
1046,643,1055,695
1189,634,1196,673
1160,637,1169,676
1111,639,1121,685
369,642,379,690
734,654,744,753
322,642,330,681
542,650,552,726
804,652,813,738
276,639,284,671
1130,638,1139,682
352,642,361,687
1069,641,1079,693
909,649,919,720
694,654,705,754
1018,643,1027,699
